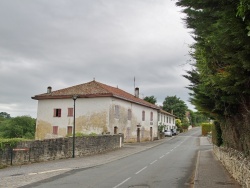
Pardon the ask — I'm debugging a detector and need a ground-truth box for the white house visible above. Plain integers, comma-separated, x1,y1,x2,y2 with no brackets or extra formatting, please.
32,80,161,142
158,109,176,132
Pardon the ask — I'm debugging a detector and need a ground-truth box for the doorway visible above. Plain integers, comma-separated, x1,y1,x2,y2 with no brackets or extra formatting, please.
114,126,118,134
150,127,153,141
137,128,140,142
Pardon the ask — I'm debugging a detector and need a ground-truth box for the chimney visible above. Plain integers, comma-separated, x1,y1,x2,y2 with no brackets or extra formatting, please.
47,86,52,94
135,87,139,98
171,109,173,114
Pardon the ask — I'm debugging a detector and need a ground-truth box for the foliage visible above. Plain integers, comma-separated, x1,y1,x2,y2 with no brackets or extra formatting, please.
211,121,223,147
175,119,183,132
188,110,209,126
177,0,250,119
201,123,212,136
0,112,11,119
158,123,165,133
175,119,182,128
176,0,250,154
162,96,188,121
143,96,157,104
0,138,28,150
75,132,98,137
0,116,36,139
182,118,189,130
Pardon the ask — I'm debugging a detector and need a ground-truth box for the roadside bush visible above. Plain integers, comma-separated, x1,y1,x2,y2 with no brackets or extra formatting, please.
201,123,212,136
212,121,223,146
0,138,28,149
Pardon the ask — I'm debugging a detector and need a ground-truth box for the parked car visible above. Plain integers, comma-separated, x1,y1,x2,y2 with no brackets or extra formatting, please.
171,129,179,135
164,130,172,137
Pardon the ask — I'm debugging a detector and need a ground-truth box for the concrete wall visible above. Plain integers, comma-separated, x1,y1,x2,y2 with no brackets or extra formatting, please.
213,146,250,188
0,134,123,167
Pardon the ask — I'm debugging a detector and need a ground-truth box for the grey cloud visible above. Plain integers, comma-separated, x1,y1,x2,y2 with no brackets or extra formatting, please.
0,0,195,117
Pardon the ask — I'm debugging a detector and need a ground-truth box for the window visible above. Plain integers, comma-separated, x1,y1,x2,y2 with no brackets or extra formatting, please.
67,126,72,135
68,108,73,117
142,111,145,121
53,126,58,135
150,112,153,121
128,109,132,120
167,117,169,123
115,105,119,119
54,109,61,117
170,117,172,123
164,115,165,122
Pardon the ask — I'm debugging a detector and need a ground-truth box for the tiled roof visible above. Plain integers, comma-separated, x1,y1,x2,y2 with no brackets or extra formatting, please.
32,80,160,110
159,109,176,118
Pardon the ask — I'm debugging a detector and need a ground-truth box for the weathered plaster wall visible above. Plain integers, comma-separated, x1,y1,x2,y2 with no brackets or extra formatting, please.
35,98,110,139
108,99,158,142
35,97,159,142
0,134,123,167
213,146,250,188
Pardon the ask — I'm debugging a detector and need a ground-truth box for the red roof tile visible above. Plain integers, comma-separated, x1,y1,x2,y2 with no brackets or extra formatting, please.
32,80,160,110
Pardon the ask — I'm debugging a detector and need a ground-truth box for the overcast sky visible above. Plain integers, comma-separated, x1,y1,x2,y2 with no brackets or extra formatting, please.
0,0,194,118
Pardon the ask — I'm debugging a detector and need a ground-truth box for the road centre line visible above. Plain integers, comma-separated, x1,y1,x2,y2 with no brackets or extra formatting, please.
166,152,170,155
159,155,165,159
150,160,157,165
113,177,131,188
135,166,147,174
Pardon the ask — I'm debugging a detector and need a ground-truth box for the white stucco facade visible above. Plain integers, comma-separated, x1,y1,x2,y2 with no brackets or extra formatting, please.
35,96,158,142
157,110,176,131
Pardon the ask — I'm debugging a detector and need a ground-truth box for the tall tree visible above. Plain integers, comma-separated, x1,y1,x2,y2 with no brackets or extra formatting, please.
177,0,250,118
143,96,157,104
163,96,188,121
176,0,250,154
0,112,11,119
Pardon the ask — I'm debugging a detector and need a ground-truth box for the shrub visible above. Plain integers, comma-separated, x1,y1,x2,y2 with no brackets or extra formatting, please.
211,121,223,146
0,138,28,149
201,123,212,136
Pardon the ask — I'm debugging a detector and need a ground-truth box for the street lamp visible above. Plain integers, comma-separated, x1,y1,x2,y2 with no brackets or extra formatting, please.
72,95,78,158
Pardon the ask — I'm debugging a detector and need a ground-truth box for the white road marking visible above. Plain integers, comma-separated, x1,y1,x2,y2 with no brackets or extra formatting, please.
135,166,147,174
166,152,170,155
159,155,165,159
150,160,157,165
28,168,71,175
113,177,131,188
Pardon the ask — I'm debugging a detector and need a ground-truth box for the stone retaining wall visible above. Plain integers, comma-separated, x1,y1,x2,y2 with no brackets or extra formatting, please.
0,134,123,167
213,146,250,188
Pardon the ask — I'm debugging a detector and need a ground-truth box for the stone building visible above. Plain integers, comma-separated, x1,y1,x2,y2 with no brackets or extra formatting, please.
32,80,164,142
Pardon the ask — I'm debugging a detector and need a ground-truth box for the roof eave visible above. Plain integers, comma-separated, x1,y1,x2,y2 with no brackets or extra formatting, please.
31,93,113,100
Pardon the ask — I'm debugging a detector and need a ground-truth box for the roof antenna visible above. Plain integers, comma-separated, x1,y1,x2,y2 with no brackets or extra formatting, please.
93,77,95,81
134,76,135,90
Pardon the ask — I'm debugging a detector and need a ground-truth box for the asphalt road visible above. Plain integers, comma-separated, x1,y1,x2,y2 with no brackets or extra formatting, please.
24,128,200,188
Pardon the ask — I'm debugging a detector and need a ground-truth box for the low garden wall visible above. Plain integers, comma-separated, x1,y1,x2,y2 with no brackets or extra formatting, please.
0,134,123,168
213,146,250,188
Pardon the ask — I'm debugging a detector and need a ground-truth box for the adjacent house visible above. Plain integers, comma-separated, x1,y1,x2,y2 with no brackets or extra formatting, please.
158,109,176,131
32,80,162,142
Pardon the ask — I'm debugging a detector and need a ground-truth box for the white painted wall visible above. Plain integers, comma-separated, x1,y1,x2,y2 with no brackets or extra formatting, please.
158,113,176,131
35,96,158,141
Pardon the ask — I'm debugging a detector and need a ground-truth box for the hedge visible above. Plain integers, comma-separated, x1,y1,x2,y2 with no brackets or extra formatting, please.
201,123,212,136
